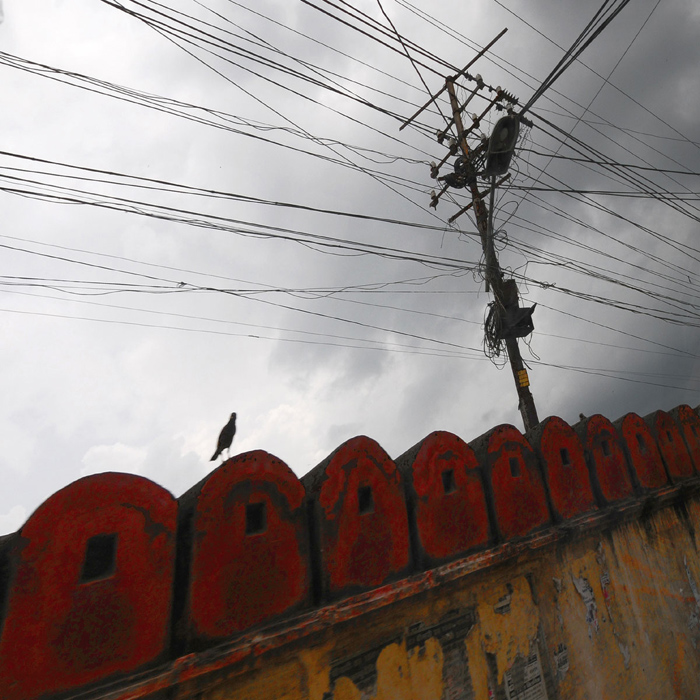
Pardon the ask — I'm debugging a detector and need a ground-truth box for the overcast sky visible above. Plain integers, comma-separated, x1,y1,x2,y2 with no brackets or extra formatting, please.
1,0,699,534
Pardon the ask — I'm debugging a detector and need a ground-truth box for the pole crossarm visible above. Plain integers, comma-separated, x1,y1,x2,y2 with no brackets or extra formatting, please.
448,174,510,224
399,28,507,131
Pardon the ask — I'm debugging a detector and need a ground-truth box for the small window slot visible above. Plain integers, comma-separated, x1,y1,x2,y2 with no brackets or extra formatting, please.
692,425,699,438
358,485,374,515
636,433,647,453
80,533,117,583
441,469,457,494
666,430,673,443
246,502,267,535
560,448,571,467
509,457,521,477
601,439,611,457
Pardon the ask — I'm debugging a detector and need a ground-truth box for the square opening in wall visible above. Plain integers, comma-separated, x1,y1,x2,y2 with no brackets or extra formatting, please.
442,469,457,494
509,457,521,477
358,485,374,514
246,502,267,535
560,448,571,467
636,433,647,453
80,533,118,583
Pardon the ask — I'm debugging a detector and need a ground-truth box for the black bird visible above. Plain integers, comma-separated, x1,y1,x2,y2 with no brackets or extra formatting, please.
211,412,237,461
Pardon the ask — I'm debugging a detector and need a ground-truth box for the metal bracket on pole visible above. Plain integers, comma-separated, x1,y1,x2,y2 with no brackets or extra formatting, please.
447,174,510,223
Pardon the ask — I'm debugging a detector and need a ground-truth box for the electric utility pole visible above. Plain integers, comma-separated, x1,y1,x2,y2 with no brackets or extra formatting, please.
399,3,634,430
402,37,539,431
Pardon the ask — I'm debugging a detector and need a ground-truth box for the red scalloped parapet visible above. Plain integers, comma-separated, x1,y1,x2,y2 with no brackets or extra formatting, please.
669,404,700,471
576,414,634,503
396,431,491,568
0,473,176,700
615,413,668,490
302,436,411,601
644,410,696,481
529,416,597,521
470,425,551,541
181,450,310,647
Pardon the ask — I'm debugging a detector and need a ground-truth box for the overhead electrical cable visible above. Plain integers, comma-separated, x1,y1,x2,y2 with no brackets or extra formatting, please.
0,51,435,168
530,113,700,226
99,0,437,138
10,154,693,334
0,241,483,353
5,0,699,397
219,0,429,99
0,232,474,298
299,0,451,77
506,142,700,280
395,0,697,189
0,148,457,233
3,302,697,392
191,0,437,122
0,152,435,218
2,288,481,357
375,0,443,122
98,0,448,222
6,149,700,316
0,305,485,359
5,261,694,362
505,147,700,286
503,0,657,246
519,148,700,178
506,211,700,301
527,106,700,226
0,185,480,270
520,0,633,116
8,229,697,363
490,0,700,156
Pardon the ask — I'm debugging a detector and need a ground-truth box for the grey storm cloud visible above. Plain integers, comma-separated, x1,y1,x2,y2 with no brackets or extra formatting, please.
0,0,698,533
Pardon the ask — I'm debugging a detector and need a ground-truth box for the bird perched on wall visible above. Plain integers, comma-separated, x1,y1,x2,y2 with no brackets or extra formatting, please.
211,412,237,461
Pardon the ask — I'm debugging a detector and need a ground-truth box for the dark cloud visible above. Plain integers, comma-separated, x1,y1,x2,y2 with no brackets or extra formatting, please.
1,0,699,533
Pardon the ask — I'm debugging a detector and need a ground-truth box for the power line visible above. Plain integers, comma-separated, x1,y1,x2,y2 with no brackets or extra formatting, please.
518,148,700,178
9,148,700,328
0,50,433,167
5,229,698,362
2,300,698,393
490,0,700,156
97,0,453,229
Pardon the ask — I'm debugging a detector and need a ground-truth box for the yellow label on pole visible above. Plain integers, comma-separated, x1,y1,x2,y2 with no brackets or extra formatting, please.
517,369,529,387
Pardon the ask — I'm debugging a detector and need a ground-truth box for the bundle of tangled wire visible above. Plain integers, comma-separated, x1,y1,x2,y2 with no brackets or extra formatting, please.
483,300,506,362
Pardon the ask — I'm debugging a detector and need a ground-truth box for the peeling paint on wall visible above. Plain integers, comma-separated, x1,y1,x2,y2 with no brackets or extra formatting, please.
553,643,568,681
572,575,599,637
477,576,541,687
617,642,631,670
683,554,700,647
494,585,513,616
503,643,548,700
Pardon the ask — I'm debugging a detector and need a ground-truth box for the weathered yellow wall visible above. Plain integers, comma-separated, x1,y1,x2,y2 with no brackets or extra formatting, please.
184,496,700,700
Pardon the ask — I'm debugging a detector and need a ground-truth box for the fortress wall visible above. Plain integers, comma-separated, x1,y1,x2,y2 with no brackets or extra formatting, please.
0,404,698,699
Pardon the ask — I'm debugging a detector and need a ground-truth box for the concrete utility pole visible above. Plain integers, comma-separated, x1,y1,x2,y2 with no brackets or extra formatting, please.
402,31,539,431
445,78,540,432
